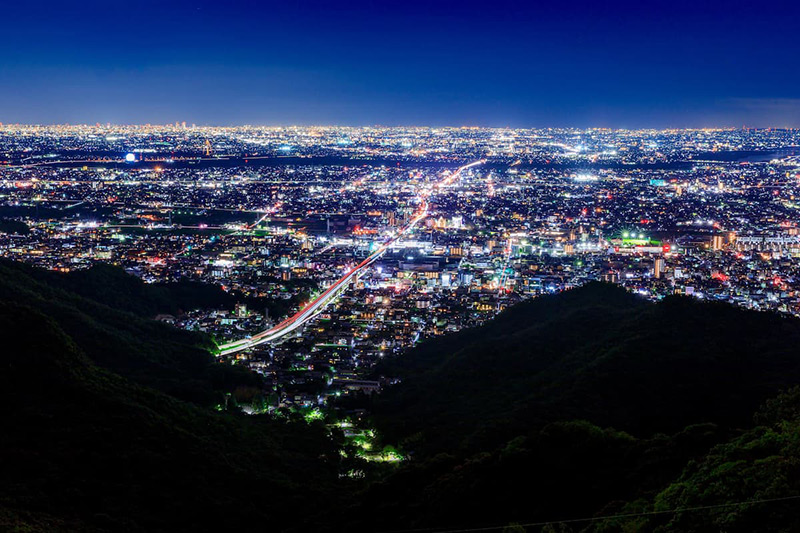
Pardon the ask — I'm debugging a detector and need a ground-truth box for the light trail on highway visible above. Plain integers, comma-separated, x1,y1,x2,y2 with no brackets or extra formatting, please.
216,160,484,356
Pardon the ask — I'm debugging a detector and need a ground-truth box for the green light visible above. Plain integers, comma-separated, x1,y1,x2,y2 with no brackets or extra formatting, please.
303,408,325,423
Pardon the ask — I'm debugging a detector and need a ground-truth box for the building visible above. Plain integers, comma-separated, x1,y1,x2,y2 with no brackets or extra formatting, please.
653,257,664,279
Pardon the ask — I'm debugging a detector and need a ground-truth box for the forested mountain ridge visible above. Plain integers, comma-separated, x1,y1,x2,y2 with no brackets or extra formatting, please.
374,282,800,453
0,263,342,532
359,283,800,531
0,259,263,404
4,265,800,532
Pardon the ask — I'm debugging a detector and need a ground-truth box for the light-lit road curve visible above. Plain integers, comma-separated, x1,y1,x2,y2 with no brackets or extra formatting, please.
216,160,483,356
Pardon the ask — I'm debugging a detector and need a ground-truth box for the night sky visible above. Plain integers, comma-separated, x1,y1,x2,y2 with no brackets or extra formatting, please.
2,0,799,127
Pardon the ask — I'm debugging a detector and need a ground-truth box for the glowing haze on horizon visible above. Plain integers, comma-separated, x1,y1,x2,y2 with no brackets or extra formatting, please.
2,0,799,128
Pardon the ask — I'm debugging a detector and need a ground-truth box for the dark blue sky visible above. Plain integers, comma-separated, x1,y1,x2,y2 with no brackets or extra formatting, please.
2,0,799,127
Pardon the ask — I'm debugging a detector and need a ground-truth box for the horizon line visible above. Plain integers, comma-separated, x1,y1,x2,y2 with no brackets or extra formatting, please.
0,123,797,131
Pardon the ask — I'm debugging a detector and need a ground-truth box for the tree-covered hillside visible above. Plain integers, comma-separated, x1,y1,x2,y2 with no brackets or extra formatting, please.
355,283,800,531
374,282,800,454
4,267,800,532
0,260,263,404
0,271,342,532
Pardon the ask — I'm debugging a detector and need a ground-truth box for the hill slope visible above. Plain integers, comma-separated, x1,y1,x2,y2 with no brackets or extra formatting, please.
356,283,800,531
6,267,800,532
0,260,260,404
0,287,341,532
375,282,800,454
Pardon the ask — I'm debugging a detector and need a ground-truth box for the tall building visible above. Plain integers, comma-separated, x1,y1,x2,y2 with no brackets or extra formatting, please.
712,235,725,251
653,257,664,279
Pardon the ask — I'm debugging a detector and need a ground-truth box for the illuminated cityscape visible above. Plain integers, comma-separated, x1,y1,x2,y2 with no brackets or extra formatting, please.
2,125,800,410
5,0,800,531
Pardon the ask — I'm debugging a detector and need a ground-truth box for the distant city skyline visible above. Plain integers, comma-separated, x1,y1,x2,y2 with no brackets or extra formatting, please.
3,0,799,128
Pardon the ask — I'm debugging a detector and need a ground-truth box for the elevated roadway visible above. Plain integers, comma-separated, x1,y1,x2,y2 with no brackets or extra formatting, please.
216,160,483,356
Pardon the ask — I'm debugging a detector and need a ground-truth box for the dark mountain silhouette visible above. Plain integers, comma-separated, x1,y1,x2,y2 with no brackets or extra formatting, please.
0,267,341,532
357,283,800,531
3,267,800,532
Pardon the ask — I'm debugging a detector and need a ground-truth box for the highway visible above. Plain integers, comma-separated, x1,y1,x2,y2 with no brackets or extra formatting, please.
216,160,483,356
